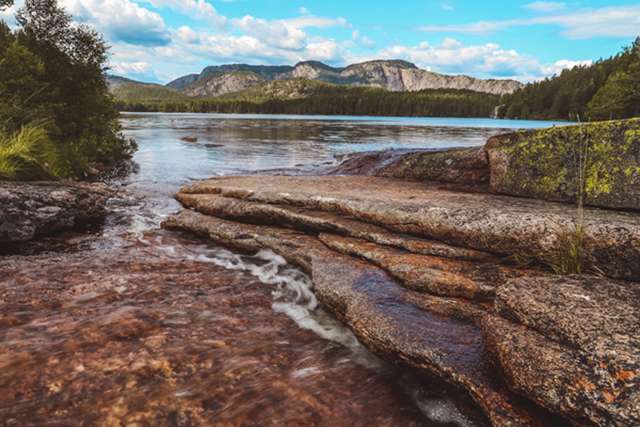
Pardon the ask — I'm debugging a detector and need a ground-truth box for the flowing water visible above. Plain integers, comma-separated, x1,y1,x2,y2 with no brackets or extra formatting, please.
1,113,565,426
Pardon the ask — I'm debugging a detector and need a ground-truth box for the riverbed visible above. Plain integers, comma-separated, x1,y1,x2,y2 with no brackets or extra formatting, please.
0,113,564,426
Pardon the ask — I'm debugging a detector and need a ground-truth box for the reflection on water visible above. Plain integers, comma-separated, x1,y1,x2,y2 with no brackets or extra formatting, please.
120,112,566,204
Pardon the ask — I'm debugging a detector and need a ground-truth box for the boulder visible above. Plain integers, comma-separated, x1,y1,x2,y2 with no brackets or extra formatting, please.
0,182,112,243
486,118,640,210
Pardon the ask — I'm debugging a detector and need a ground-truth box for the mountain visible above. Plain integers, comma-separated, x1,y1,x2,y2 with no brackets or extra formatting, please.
182,71,265,97
166,60,523,97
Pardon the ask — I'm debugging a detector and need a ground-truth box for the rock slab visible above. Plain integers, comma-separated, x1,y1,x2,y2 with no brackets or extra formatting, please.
0,182,111,243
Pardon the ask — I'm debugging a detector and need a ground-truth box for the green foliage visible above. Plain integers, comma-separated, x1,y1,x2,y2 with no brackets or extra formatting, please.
111,82,190,104
499,37,640,121
114,79,500,118
0,0,136,181
0,125,57,180
545,221,586,275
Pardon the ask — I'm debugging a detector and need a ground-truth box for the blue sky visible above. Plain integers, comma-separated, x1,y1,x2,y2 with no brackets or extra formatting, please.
2,0,639,83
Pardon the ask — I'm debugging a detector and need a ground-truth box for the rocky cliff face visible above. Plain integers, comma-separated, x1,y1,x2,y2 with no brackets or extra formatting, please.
173,60,523,97
182,71,265,97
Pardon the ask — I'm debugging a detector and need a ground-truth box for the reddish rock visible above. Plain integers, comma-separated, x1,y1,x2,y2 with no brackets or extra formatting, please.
164,210,562,426
180,175,640,281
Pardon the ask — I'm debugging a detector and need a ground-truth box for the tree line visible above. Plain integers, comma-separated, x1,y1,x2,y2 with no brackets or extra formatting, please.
498,38,640,121
116,87,500,118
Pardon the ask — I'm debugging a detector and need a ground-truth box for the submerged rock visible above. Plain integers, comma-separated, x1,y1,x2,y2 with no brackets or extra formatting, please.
0,182,112,244
487,118,640,210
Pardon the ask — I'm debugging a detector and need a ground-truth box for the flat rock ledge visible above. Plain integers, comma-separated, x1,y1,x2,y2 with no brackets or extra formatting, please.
0,181,112,244
164,175,640,426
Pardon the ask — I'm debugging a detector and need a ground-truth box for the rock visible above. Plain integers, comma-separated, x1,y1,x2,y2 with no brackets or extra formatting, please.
163,210,560,426
182,71,265,97
481,314,640,426
0,182,112,243
318,233,524,300
331,147,490,186
179,175,640,281
481,275,640,425
180,136,198,143
175,192,495,262
495,276,640,367
486,118,640,210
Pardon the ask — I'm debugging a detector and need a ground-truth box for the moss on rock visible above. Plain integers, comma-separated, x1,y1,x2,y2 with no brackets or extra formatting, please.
486,118,640,210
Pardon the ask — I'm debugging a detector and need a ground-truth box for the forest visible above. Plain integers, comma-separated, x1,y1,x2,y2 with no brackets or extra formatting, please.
115,86,500,118
0,0,135,181
498,38,640,121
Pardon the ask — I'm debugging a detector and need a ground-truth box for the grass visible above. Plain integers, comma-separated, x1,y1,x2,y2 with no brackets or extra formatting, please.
0,125,58,181
545,118,590,275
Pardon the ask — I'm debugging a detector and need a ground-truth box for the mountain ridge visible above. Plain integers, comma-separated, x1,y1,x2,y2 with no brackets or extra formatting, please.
162,59,523,96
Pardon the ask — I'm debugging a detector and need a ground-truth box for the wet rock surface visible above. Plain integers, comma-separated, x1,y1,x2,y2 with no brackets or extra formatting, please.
1,229,456,427
164,210,562,427
179,175,640,281
0,182,112,245
168,171,640,426
176,192,495,262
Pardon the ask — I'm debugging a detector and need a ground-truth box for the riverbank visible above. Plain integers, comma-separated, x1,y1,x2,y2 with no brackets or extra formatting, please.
163,118,640,426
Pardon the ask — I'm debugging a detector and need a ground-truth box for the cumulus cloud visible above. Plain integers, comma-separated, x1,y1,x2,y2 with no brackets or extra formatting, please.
421,5,640,39
62,0,169,46
139,0,226,28
373,38,589,81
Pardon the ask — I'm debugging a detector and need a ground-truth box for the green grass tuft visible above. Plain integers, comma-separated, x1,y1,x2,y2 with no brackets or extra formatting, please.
0,125,59,181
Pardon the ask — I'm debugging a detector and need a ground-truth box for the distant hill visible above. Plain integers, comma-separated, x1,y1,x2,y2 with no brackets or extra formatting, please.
498,37,640,121
107,76,189,103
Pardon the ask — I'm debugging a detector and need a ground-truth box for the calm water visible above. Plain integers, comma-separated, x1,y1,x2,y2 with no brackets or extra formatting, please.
113,113,566,426
121,113,568,196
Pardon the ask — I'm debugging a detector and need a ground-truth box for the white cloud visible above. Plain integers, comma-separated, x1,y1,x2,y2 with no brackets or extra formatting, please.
421,5,640,39
537,6,640,39
371,38,589,81
538,59,592,78
62,0,169,45
139,0,226,28
352,30,375,48
421,20,523,35
299,7,310,15
524,2,567,13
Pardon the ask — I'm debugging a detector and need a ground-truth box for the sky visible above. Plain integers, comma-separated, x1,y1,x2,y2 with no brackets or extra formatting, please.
1,0,639,84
